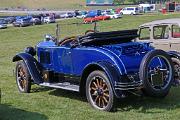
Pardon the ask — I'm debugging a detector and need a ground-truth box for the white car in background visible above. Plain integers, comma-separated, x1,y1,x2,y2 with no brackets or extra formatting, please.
0,19,7,29
43,16,55,23
76,11,87,19
60,12,74,18
0,23,7,29
104,12,122,19
120,7,139,15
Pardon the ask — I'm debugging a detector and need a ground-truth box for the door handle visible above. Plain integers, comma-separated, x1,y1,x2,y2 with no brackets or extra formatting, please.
67,52,71,55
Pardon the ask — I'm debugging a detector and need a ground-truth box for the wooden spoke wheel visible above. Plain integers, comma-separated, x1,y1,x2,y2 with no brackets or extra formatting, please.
16,61,31,93
86,70,115,111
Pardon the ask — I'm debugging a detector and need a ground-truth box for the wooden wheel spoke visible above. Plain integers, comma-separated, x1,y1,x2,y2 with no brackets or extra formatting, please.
103,83,107,89
100,79,103,88
95,96,99,103
96,79,100,87
103,88,109,93
22,80,26,88
102,98,105,107
93,82,98,88
104,93,109,97
98,97,101,107
91,86,96,91
103,96,108,103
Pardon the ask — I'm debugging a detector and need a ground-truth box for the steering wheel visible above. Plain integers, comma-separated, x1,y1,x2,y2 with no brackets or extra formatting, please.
85,30,97,35
59,36,76,46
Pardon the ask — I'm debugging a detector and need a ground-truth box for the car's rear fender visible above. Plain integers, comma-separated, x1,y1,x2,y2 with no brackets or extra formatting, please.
12,52,43,84
80,61,123,98
168,51,180,59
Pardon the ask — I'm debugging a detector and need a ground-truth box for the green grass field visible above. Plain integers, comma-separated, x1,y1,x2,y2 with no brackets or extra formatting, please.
0,0,85,10
1,13,180,120
0,0,133,10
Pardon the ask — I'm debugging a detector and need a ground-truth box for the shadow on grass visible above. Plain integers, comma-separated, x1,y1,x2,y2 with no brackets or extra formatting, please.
31,85,53,93
48,88,180,113
48,89,87,102
0,104,48,120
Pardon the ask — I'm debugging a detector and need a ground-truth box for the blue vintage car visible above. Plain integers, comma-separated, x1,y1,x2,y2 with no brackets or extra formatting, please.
13,29,174,111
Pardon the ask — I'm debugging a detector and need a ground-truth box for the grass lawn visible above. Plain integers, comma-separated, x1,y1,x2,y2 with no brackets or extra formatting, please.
1,13,180,120
0,0,85,10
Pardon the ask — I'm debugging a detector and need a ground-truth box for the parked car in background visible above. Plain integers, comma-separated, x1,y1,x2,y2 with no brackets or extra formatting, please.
115,8,123,14
137,18,180,83
139,4,156,13
13,18,32,27
60,12,74,18
95,15,110,21
83,17,96,23
31,18,42,25
4,16,16,24
87,10,102,17
0,19,7,29
43,16,55,24
120,7,139,15
104,11,122,19
76,11,87,18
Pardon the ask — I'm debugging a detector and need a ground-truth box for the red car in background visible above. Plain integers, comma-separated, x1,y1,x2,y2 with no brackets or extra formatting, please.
95,15,110,21
115,8,123,14
83,15,110,23
83,17,96,23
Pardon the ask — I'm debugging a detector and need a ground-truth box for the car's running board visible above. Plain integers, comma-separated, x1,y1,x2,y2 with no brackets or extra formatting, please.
39,82,79,92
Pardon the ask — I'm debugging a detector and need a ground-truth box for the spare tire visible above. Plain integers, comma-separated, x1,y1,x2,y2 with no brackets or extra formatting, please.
139,50,174,98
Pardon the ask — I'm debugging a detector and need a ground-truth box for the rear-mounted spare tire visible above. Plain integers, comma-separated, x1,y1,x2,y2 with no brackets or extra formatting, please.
139,50,174,98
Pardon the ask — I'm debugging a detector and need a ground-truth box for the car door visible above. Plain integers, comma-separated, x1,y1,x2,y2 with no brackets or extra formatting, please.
54,47,73,74
152,25,171,51
170,24,180,51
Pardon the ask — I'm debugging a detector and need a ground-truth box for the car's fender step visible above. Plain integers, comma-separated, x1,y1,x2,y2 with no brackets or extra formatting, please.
39,82,79,92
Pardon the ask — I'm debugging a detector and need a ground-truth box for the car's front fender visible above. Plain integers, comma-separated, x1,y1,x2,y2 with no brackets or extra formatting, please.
12,53,43,84
97,61,123,98
81,61,123,98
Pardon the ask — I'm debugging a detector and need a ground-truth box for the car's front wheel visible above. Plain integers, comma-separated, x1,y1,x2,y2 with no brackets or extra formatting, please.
15,61,31,93
86,70,115,111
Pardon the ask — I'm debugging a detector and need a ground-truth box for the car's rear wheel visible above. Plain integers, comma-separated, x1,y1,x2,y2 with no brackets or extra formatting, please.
16,61,31,93
140,50,174,98
86,70,115,111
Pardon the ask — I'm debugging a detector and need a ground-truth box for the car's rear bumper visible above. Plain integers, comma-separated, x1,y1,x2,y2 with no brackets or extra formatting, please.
114,80,143,90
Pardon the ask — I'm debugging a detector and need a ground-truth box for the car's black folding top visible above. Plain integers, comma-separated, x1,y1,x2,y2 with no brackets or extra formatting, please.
79,29,138,46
